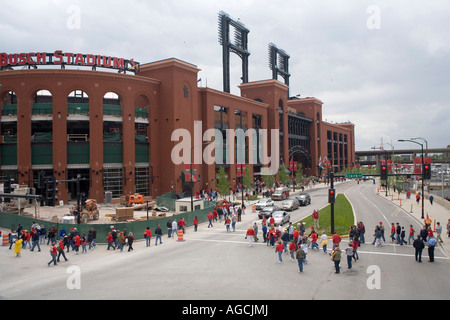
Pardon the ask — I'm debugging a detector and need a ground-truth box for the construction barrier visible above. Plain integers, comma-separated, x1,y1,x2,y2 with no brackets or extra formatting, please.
2,234,9,246
252,205,256,213
177,229,184,242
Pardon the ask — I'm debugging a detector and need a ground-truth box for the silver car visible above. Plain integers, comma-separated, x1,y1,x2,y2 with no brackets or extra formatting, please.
281,199,299,211
255,198,275,210
271,210,290,226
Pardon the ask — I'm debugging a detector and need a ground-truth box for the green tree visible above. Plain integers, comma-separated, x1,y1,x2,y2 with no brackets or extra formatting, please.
295,163,306,187
216,166,230,198
277,164,290,186
262,174,275,190
242,164,252,191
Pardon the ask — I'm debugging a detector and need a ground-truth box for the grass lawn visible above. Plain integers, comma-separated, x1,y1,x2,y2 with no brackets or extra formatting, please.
294,194,355,236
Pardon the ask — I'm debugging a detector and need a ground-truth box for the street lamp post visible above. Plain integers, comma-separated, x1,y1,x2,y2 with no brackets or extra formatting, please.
398,139,425,219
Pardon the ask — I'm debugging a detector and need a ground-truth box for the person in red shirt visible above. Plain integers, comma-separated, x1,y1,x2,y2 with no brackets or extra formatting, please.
105,232,115,250
310,231,319,250
193,216,199,232
178,218,186,234
332,233,341,250
275,241,284,263
312,210,319,228
268,227,276,247
48,243,58,266
74,234,81,254
144,227,152,247
269,216,275,227
245,227,255,247
390,223,396,243
289,240,297,261
207,212,213,228
57,239,68,262
408,225,415,245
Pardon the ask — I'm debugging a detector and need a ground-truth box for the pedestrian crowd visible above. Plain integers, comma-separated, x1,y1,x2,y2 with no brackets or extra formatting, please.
5,202,447,270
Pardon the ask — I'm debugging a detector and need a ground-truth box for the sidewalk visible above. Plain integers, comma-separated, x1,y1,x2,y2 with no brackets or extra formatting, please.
376,187,450,257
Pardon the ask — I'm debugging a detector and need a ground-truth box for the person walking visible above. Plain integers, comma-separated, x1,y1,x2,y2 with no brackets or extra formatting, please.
275,241,284,263
300,238,309,264
426,235,436,262
245,227,255,247
30,229,41,252
345,242,353,269
332,233,341,250
281,230,290,253
395,223,402,245
172,219,178,238
74,233,81,254
435,222,443,244
310,230,319,251
57,238,68,262
8,230,18,250
48,243,58,267
374,226,383,247
358,221,365,244
155,225,163,245
408,225,415,245
225,217,231,232
117,231,126,252
144,227,152,247
253,222,259,242
127,232,135,251
167,219,172,238
231,214,236,232
193,216,199,232
389,223,395,243
320,232,328,253
13,237,23,257
289,240,297,261
413,235,424,262
207,212,213,228
106,232,115,250
330,246,341,274
295,245,306,273
400,227,407,245
81,233,87,253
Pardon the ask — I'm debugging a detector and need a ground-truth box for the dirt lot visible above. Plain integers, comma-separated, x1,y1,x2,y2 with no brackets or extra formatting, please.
5,200,173,224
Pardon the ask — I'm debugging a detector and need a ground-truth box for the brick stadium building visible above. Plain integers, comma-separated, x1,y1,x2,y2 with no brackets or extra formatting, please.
0,51,355,203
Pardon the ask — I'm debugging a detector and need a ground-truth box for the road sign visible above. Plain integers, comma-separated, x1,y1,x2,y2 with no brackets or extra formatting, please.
345,173,363,179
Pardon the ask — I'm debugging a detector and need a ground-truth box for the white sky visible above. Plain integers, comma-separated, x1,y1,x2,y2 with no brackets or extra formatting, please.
1,0,449,151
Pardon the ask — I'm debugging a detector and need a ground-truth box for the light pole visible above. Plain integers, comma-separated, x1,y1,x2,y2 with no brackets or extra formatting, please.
411,137,428,158
398,139,425,219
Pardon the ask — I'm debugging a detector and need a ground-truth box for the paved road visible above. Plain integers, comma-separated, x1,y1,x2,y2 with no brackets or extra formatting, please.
0,181,448,300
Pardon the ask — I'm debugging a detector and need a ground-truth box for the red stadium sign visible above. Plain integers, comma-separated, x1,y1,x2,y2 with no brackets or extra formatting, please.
0,50,140,73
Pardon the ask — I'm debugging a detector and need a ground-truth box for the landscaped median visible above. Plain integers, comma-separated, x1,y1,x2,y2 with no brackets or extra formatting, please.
293,194,355,237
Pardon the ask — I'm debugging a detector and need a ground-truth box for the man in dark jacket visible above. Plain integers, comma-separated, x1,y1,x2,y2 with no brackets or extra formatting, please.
155,225,163,245
413,235,425,262
419,225,428,243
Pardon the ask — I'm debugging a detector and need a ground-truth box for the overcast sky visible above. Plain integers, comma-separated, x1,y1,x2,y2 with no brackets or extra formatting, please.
1,0,449,151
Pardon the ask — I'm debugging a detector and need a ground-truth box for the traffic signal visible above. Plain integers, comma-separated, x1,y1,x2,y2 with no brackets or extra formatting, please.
45,176,58,206
3,176,11,203
423,164,431,180
328,188,336,204
380,164,388,180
